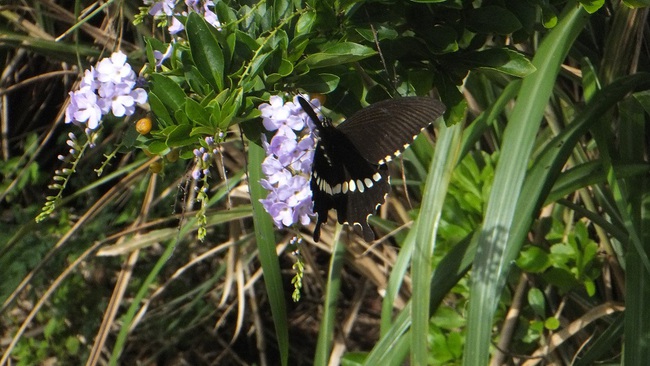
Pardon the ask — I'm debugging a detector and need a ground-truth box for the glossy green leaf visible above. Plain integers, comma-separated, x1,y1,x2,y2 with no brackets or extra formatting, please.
149,74,186,113
147,92,173,128
541,3,559,28
355,26,398,42
186,12,224,90
166,124,196,147
185,98,211,127
296,9,316,34
301,42,376,69
527,288,546,317
463,48,536,77
579,0,605,13
466,6,523,35
623,0,650,6
544,317,560,330
516,246,551,273
295,73,340,93
428,25,459,54
146,141,170,155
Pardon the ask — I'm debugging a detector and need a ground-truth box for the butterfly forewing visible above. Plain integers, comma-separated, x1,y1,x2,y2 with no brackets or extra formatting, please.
337,97,445,164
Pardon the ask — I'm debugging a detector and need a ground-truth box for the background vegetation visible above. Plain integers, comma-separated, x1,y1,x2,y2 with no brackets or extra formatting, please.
1,0,650,365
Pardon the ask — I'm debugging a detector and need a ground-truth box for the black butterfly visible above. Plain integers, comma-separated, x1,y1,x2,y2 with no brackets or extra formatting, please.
298,96,446,242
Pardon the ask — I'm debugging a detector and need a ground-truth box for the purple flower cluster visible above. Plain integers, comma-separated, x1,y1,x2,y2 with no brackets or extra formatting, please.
259,95,320,230
65,51,147,131
146,0,221,35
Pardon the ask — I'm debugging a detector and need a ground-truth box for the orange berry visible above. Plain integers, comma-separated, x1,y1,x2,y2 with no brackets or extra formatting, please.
136,117,152,134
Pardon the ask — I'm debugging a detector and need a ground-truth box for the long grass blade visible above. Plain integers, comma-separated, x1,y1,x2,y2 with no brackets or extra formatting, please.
411,118,463,364
248,142,289,366
463,4,589,364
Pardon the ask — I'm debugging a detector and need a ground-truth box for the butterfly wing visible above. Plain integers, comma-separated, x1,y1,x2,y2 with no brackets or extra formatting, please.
311,131,390,242
337,97,445,164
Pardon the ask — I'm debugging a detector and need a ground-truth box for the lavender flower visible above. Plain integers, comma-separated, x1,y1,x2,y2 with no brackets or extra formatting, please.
65,51,147,130
258,95,321,231
146,0,221,35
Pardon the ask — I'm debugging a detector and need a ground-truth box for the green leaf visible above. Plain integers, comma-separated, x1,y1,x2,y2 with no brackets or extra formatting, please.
247,51,273,82
294,73,340,93
147,141,170,155
516,246,551,273
466,5,523,35
166,124,196,147
147,93,171,128
579,0,605,13
274,0,291,22
278,58,293,76
149,74,186,113
355,26,398,42
541,3,559,28
184,65,211,96
623,0,650,6
427,25,459,54
296,9,316,34
527,288,546,317
301,42,376,69
186,12,224,90
185,97,211,127
431,307,466,329
191,126,216,136
463,48,536,77
544,317,560,330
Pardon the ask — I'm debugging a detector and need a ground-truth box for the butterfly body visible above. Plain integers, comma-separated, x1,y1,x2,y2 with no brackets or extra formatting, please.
298,96,445,242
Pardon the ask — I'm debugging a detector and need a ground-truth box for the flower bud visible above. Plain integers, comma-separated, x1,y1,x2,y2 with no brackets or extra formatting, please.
166,149,179,162
149,161,163,174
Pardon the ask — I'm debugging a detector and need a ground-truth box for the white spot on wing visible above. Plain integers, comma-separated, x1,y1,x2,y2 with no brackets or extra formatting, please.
342,181,348,194
333,184,341,194
358,179,365,193
373,172,381,182
364,178,373,188
349,179,356,192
